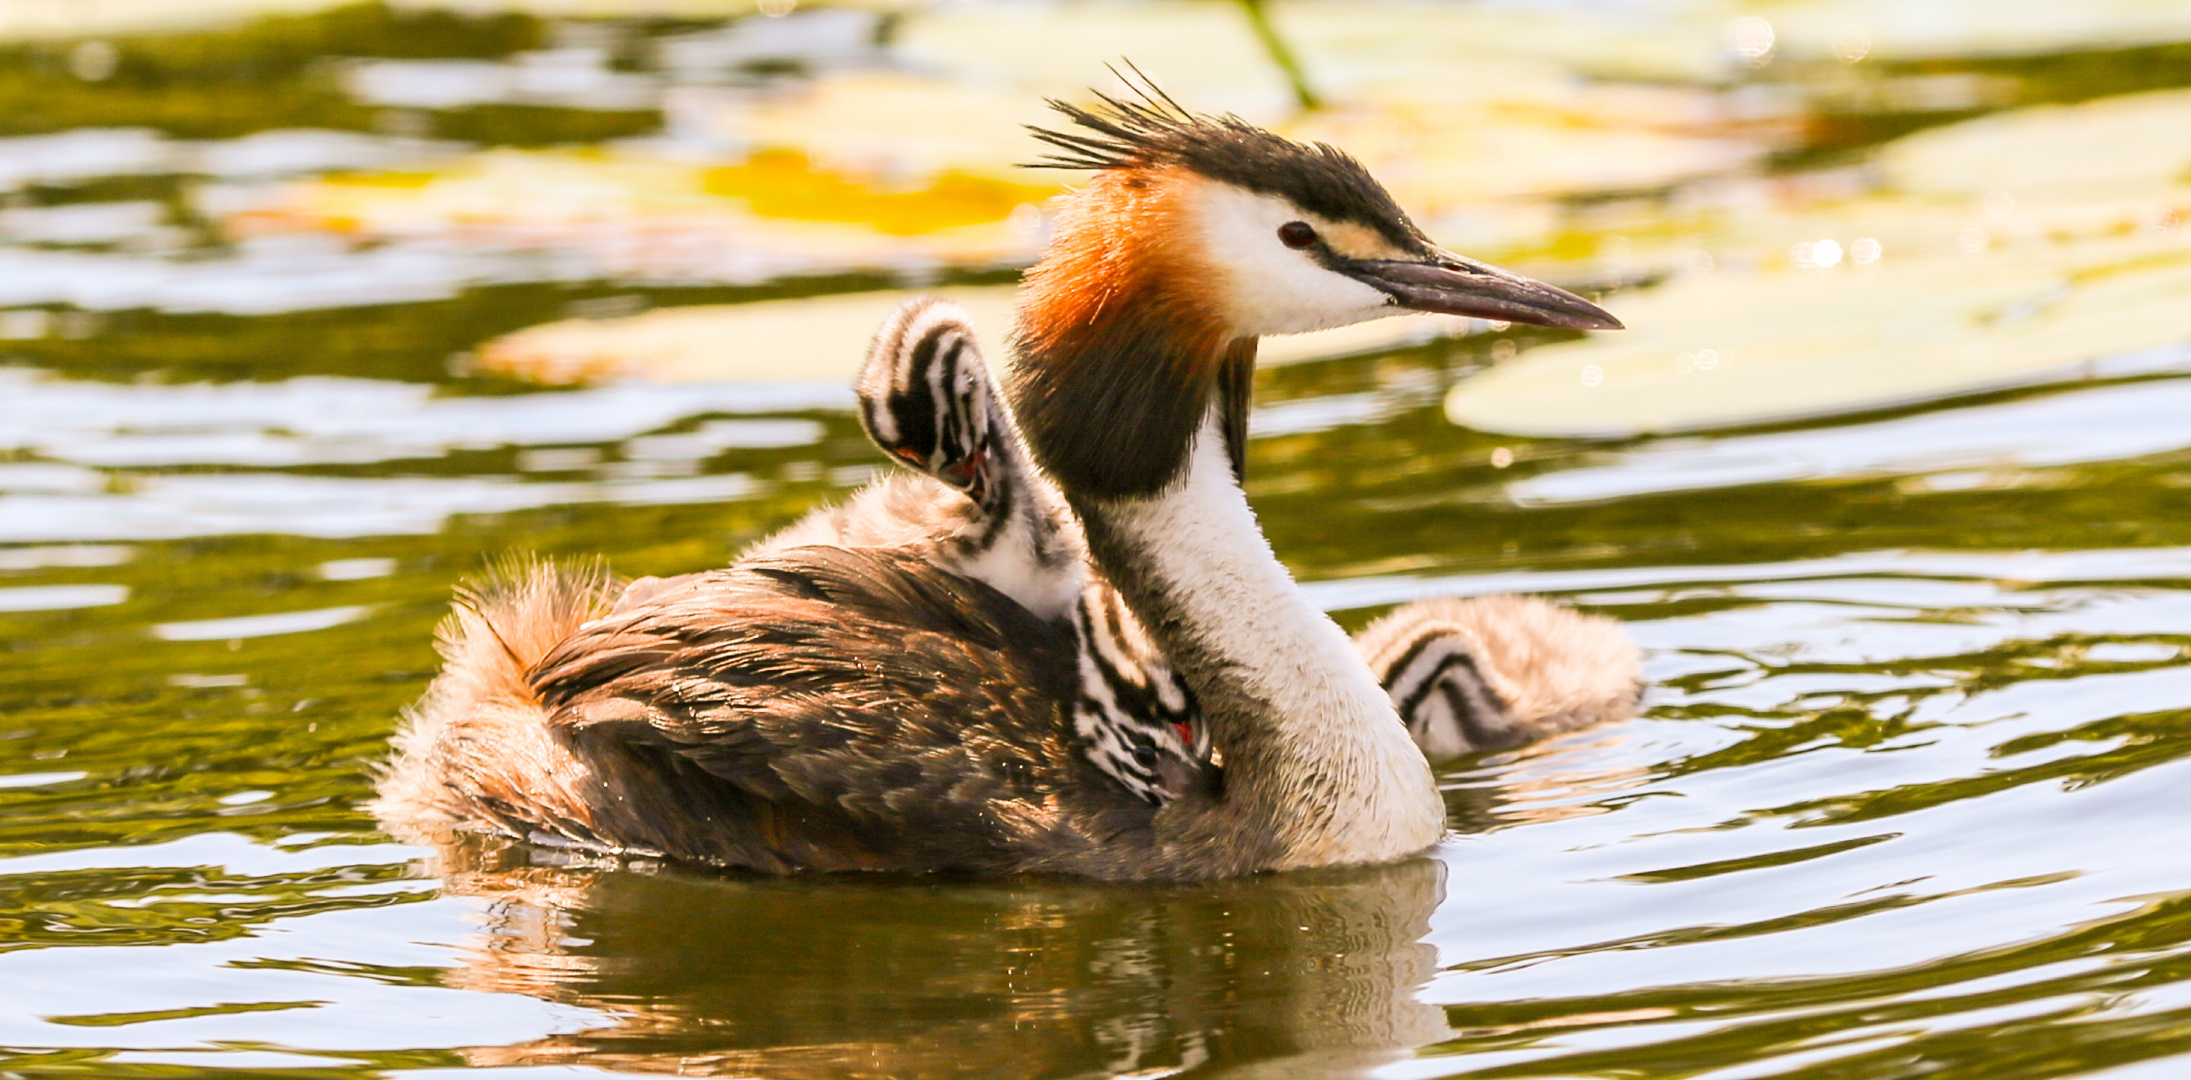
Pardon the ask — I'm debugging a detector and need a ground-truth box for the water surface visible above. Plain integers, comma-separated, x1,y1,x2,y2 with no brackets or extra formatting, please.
4,3,2191,1077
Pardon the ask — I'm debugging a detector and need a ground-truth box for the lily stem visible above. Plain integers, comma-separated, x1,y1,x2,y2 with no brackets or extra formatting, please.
1235,0,1321,111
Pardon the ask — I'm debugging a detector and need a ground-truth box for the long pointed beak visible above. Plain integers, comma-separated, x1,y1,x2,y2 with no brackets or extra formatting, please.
1343,251,1623,330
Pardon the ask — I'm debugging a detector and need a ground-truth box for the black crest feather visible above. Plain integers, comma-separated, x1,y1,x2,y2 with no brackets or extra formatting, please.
1024,64,1425,250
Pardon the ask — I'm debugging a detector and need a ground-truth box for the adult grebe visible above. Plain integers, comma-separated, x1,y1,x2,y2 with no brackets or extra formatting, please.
375,86,1620,879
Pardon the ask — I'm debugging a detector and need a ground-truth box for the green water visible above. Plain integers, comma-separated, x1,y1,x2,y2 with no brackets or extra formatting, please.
5,3,2191,1077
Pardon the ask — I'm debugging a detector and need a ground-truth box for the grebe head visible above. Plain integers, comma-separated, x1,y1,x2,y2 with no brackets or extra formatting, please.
1013,79,1622,499
1025,83,1622,340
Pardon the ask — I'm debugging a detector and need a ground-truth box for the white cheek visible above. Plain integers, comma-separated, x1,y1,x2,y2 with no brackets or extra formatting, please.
1191,186,1394,336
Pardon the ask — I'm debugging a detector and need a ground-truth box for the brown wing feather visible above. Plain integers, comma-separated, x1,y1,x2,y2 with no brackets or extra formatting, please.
528,545,1157,874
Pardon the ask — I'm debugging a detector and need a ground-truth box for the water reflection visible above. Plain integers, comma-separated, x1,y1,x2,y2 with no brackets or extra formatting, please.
420,841,1450,1078
0,369,850,541
2,370,844,465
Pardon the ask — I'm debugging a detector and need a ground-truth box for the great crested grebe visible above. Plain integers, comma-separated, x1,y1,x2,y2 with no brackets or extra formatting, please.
375,86,1620,879
855,297,1639,776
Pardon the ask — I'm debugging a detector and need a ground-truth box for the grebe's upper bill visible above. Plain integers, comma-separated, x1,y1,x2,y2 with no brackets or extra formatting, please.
1339,250,1623,331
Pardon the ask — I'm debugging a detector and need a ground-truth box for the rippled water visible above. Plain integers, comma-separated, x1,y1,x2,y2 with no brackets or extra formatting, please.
6,2,2191,1078
12,335,2191,1078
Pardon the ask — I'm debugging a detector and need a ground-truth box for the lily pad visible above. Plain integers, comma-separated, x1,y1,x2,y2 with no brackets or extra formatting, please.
477,285,1479,385
1765,0,2191,62
477,286,1020,385
1446,91,2191,437
239,145,1053,278
1880,87,2191,196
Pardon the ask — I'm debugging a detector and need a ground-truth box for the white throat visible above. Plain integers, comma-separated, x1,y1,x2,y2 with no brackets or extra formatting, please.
1093,412,1445,867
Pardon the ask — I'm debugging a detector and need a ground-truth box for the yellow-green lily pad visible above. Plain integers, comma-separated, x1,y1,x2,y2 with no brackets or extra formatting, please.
1881,88,2191,197
1446,91,2191,438
242,145,1054,272
477,286,1479,385
1447,225,2191,437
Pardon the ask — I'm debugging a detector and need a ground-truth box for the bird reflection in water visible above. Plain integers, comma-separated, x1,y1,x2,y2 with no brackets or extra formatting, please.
415,837,1451,1077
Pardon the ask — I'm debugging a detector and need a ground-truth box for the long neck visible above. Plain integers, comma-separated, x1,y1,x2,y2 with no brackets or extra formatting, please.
1072,408,1444,868
1009,174,1443,869
1012,280,1439,865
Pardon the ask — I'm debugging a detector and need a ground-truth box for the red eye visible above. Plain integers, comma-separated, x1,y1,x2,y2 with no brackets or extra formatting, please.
1277,221,1317,249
